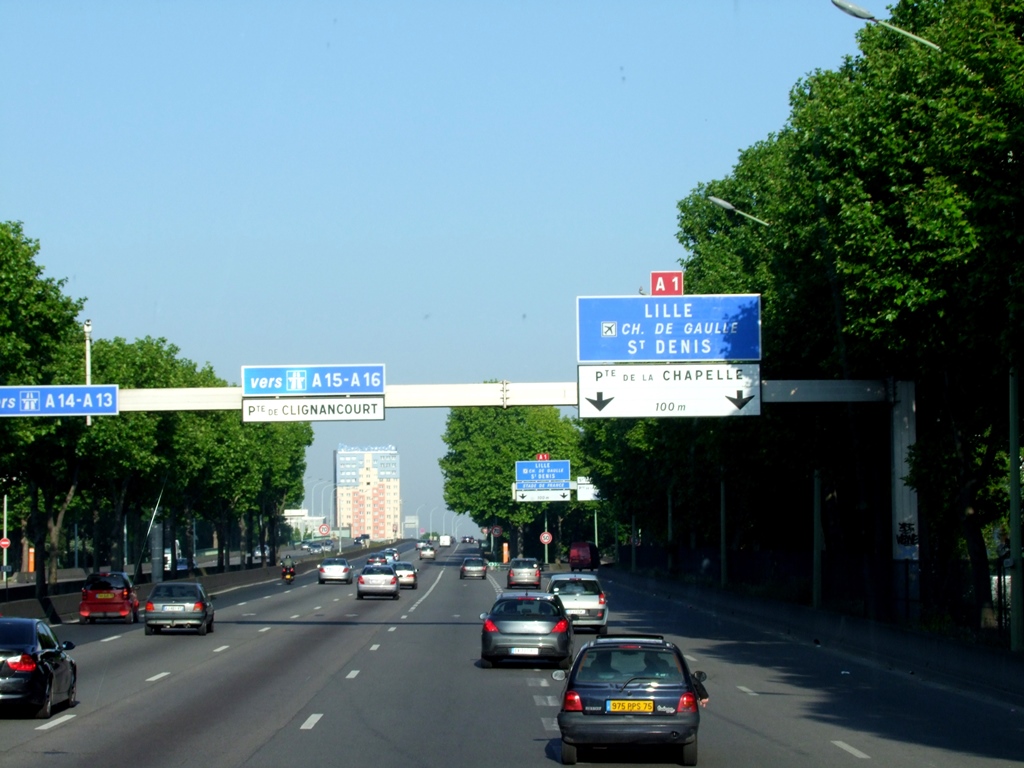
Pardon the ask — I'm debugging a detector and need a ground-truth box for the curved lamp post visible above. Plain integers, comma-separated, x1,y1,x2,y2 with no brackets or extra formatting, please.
831,0,941,51
708,196,771,227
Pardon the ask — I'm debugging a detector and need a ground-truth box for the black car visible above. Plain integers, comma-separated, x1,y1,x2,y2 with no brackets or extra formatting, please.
552,634,708,766
479,592,574,669
0,618,77,719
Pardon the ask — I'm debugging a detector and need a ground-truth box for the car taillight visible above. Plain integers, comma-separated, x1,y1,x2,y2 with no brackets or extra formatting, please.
598,593,606,605
358,575,365,584
677,692,698,713
534,569,541,578
122,588,130,599
145,601,155,612
483,619,500,633
390,576,397,585
319,567,326,573
6,654,37,673
193,602,205,611
562,690,583,712
551,619,570,633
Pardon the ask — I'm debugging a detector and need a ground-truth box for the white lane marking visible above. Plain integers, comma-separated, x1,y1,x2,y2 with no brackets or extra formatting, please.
370,644,380,651
242,613,256,617
101,635,122,642
346,670,360,679
533,695,560,706
388,626,397,632
300,714,323,730
333,598,340,602
284,589,293,594
314,606,322,610
263,595,271,600
832,741,871,759
401,614,409,619
238,601,247,606
36,714,75,730
527,678,550,687
684,654,698,662
290,614,300,619
259,627,271,633
737,686,759,696
147,672,170,682
541,717,560,731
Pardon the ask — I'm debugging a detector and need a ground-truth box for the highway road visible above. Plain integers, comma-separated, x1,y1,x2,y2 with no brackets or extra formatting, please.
2,542,1022,766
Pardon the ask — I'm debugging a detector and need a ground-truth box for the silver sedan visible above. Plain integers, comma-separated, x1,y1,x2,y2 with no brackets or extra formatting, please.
356,565,400,600
318,557,353,584
393,561,419,589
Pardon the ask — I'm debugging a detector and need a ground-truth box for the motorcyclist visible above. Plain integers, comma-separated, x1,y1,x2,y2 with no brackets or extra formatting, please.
281,554,295,578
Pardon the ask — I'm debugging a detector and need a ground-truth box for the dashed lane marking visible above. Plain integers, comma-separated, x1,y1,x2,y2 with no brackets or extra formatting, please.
527,678,550,687
541,717,559,732
259,627,271,633
147,672,170,682
214,645,229,652
346,670,360,679
737,686,759,696
36,714,75,731
533,695,560,706
832,741,870,759
300,714,323,730
370,644,380,651
101,635,121,642
388,627,396,632
290,614,301,619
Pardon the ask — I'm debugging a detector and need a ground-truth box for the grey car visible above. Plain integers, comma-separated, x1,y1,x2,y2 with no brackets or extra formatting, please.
318,557,353,584
356,565,400,599
547,573,608,634
506,558,541,589
144,582,215,636
419,545,436,560
460,556,488,579
393,561,418,589
480,592,574,669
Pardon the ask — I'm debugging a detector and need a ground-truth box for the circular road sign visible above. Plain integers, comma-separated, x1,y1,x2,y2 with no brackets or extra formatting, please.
0,537,10,549
318,524,330,536
491,525,504,538
539,531,553,545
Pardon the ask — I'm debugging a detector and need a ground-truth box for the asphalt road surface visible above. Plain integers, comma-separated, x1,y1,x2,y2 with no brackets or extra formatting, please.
2,542,1022,767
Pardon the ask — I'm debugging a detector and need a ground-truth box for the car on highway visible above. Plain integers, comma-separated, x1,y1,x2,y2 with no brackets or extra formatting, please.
460,556,487,579
419,544,436,560
356,565,400,600
0,618,77,719
144,581,216,636
506,558,542,589
392,561,418,589
479,592,574,669
547,573,608,635
318,557,354,584
79,571,140,624
382,547,400,562
366,553,389,566
415,540,429,550
552,634,708,766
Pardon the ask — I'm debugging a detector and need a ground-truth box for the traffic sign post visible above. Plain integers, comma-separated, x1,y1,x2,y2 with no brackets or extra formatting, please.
577,363,761,419
0,385,119,417
318,524,330,536
577,294,761,363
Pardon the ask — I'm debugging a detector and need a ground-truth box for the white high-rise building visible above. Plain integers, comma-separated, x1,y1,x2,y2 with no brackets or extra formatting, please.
334,445,401,540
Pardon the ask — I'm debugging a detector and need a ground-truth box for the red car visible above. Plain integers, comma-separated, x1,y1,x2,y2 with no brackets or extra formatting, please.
79,572,140,624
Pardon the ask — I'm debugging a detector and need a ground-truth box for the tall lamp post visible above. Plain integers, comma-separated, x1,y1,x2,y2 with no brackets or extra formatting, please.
831,0,941,51
83,320,93,427
429,506,438,540
320,484,335,532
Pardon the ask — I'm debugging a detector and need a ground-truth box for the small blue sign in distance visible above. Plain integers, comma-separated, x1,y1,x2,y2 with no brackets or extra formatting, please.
0,385,119,417
516,460,571,486
515,481,572,491
577,294,761,363
242,364,385,397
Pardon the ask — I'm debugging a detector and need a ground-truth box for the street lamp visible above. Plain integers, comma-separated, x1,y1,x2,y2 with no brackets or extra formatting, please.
429,506,439,539
831,0,941,51
307,479,329,517
708,196,771,227
83,320,92,427
320,484,335,530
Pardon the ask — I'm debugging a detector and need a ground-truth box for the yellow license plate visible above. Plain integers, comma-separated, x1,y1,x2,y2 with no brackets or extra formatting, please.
607,700,654,713
96,592,115,599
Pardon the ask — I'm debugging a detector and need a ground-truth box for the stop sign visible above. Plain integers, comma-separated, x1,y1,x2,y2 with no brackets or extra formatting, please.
0,537,10,549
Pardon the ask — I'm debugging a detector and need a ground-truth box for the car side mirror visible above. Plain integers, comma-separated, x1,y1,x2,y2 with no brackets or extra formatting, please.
551,670,566,682
479,613,488,620
61,641,76,651
692,670,706,682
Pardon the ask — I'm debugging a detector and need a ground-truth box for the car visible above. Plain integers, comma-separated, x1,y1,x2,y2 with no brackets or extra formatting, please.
415,540,429,550
547,573,608,635
0,618,77,719
79,571,140,624
366,553,389,566
460,556,487,579
552,634,709,766
144,581,216,636
419,545,436,560
357,565,400,600
392,561,418,589
479,592,574,669
506,558,542,589
318,557,353,584
382,547,400,562
568,541,600,572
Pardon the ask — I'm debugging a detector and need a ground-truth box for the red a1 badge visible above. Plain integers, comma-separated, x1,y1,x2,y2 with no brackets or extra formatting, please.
650,271,684,296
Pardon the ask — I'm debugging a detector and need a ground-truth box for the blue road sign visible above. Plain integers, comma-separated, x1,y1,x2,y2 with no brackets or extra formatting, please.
577,294,761,363
0,385,119,417
515,460,571,490
242,364,385,397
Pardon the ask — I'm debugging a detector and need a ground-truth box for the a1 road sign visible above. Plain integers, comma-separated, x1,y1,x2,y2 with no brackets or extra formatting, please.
540,531,553,545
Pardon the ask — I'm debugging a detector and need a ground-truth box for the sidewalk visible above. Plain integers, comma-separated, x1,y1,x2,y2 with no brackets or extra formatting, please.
598,565,1024,707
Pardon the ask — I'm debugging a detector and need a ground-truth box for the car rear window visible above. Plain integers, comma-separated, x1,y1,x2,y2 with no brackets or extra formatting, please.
493,599,558,617
575,648,683,683
0,621,35,645
550,579,601,595
151,584,200,599
86,574,126,590
464,559,484,566
363,566,393,575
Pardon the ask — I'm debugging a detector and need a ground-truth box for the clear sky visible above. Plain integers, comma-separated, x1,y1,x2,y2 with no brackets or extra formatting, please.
2,1,865,527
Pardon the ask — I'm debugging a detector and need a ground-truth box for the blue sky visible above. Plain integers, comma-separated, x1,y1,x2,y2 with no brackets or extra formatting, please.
2,1,865,527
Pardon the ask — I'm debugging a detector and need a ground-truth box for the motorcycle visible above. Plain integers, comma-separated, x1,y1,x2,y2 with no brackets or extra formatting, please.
282,565,296,583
